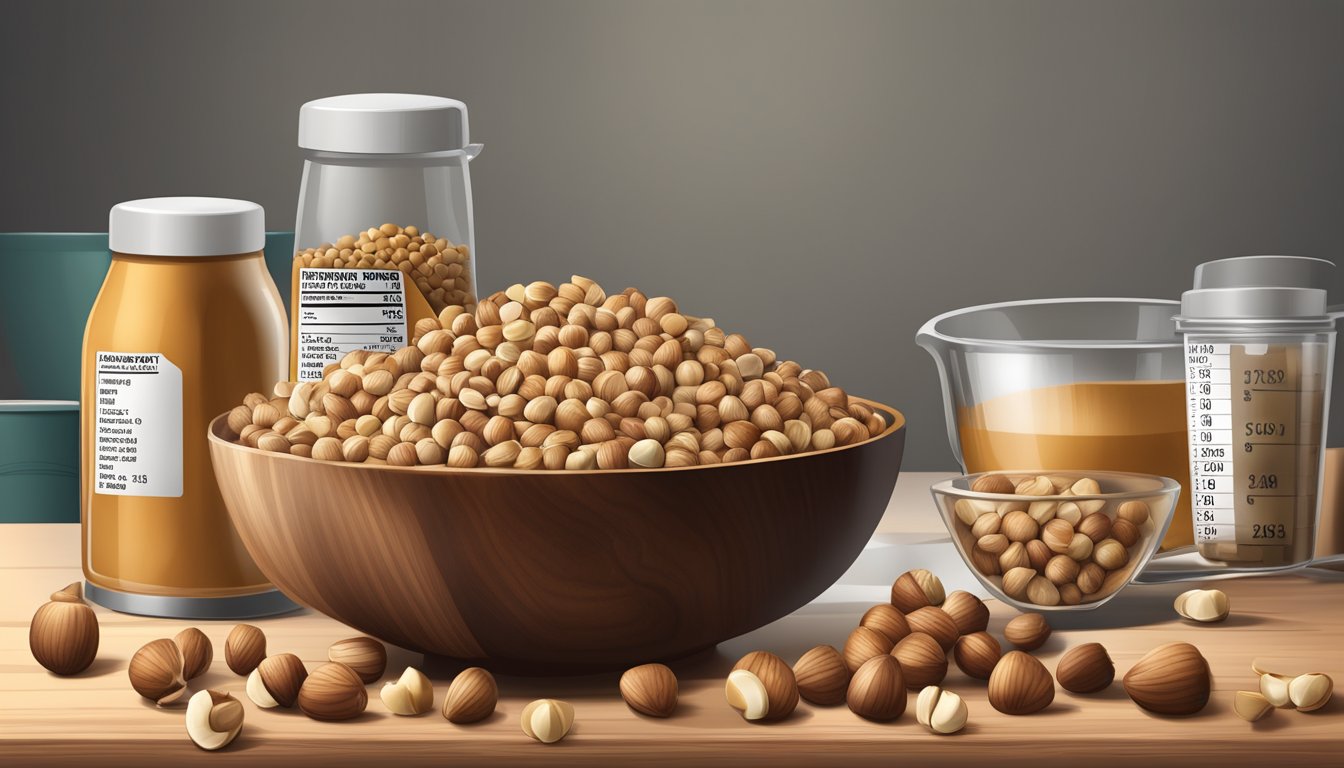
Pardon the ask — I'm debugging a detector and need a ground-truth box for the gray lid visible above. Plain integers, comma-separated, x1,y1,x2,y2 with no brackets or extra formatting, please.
1179,255,1334,325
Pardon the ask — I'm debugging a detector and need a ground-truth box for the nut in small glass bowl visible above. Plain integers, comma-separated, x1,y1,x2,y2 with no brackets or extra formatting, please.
931,471,1179,611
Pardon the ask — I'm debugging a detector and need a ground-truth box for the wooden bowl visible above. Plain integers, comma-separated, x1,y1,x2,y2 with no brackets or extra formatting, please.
208,400,905,672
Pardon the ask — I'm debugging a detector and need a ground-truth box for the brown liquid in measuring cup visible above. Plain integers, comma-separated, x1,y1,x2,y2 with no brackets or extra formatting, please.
958,381,1193,551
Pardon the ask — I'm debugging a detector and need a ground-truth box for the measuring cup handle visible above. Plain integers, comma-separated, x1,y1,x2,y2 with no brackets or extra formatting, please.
1329,304,1344,323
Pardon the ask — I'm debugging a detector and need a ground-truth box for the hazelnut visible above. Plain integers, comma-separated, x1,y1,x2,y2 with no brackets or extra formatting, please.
298,662,368,721
620,663,678,718
941,591,989,635
381,667,435,716
328,636,387,684
1173,589,1230,623
890,569,945,613
1234,690,1273,721
843,625,894,674
1004,613,1052,651
904,607,960,650
793,645,850,706
443,667,498,724
988,651,1055,715
129,638,187,705
246,653,308,708
891,632,948,689
952,631,1001,680
224,624,266,676
915,685,968,734
521,699,575,743
1122,642,1210,716
860,603,911,644
174,627,213,680
971,474,1015,494
185,690,243,751
1055,643,1114,693
726,651,798,722
29,583,99,676
846,655,906,721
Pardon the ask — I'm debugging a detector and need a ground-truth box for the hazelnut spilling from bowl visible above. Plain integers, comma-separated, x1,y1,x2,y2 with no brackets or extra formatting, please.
223,276,888,469
932,472,1179,610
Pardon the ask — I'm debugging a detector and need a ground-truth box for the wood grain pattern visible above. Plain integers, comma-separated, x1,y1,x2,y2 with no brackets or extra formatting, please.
2,476,1343,767
207,402,906,671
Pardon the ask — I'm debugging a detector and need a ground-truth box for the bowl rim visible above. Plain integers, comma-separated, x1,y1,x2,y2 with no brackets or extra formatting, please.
208,396,905,475
931,470,1182,502
917,296,1181,351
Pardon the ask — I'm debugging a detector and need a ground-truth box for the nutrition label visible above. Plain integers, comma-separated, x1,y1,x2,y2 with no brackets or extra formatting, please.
1186,341,1313,548
94,352,183,497
297,269,408,381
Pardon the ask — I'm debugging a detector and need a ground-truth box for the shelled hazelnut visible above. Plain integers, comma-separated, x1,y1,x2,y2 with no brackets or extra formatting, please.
227,276,887,470
953,474,1154,607
294,223,474,314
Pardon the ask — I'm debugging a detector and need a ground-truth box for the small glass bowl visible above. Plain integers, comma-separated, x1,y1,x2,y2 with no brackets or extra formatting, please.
930,470,1180,611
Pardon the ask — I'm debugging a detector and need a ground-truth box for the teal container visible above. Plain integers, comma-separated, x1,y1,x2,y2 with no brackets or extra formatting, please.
0,233,111,401
0,401,79,522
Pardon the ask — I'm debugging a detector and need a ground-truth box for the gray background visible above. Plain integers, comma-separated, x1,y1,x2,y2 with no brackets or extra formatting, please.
3,0,1342,469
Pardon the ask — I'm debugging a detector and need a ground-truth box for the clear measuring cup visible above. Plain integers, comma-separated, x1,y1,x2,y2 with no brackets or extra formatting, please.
1177,255,1337,570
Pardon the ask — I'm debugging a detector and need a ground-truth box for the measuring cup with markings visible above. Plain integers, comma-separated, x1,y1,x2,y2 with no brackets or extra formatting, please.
1177,256,1337,569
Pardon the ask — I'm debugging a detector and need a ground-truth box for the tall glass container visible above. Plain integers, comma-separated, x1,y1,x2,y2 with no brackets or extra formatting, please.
290,94,481,381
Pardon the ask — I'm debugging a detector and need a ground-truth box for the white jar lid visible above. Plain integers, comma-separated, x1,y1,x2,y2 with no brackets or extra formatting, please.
109,197,264,257
298,93,469,154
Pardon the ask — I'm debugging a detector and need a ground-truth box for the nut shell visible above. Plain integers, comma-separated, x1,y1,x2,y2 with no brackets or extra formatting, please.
225,625,266,676
730,651,798,721
1122,642,1211,716
1004,613,1051,651
298,662,369,721
988,651,1055,715
846,654,906,721
174,627,213,680
29,590,99,676
859,603,911,644
620,663,678,718
254,653,308,708
905,607,959,650
443,667,498,724
328,636,387,684
952,631,1001,680
890,569,943,613
891,632,948,689
793,645,850,706
843,625,895,674
129,638,187,705
941,591,989,635
1055,643,1114,693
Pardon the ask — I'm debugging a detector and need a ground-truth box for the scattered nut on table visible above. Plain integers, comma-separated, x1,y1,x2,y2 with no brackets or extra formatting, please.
1123,642,1210,716
846,655,906,721
726,651,798,722
521,699,575,743
225,625,266,676
128,638,188,706
915,685,968,734
987,651,1054,715
443,667,498,724
297,662,369,721
247,653,307,709
381,667,435,715
1054,643,1114,694
793,645,851,706
1174,589,1230,623
185,690,243,751
29,583,99,676
620,663,678,718
327,636,387,684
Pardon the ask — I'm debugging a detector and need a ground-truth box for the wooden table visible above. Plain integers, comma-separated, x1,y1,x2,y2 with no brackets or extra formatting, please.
2,472,1341,766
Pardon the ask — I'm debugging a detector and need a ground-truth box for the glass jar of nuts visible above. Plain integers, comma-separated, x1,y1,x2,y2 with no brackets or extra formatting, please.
290,94,482,381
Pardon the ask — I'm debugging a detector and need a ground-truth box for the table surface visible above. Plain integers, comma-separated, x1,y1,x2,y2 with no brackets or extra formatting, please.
2,472,1341,767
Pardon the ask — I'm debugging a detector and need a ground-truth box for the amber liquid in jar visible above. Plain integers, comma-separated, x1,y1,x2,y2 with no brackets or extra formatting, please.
81,250,287,597
958,380,1194,551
